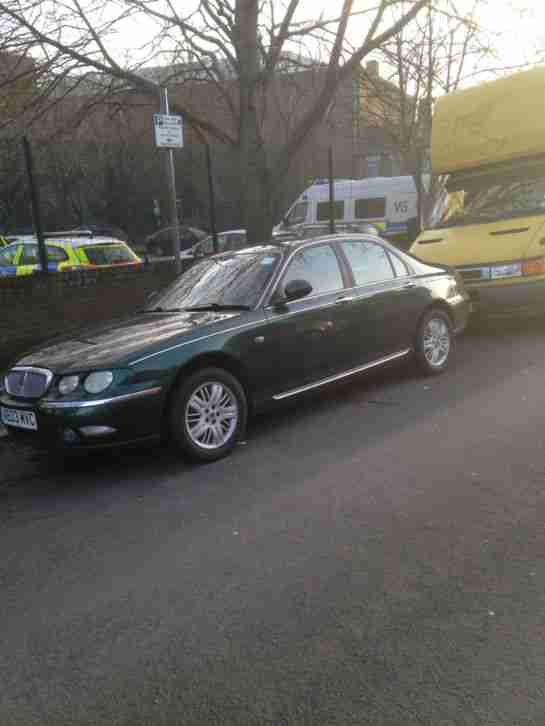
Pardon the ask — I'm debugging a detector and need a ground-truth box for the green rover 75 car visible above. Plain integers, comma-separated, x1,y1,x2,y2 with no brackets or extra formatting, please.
1,234,471,462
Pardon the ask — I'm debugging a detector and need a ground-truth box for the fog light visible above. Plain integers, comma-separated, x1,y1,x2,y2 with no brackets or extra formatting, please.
63,428,80,445
79,426,117,438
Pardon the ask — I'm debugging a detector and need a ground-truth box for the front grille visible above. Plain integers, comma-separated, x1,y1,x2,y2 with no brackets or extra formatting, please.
5,367,53,399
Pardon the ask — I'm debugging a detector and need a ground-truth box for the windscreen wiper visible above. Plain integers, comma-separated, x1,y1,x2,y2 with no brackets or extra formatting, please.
184,303,252,312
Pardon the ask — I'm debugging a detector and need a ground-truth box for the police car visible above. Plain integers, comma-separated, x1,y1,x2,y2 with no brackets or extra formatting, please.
0,233,141,277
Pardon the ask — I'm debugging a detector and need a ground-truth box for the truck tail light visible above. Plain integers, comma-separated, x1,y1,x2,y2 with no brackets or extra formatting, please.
522,258,545,276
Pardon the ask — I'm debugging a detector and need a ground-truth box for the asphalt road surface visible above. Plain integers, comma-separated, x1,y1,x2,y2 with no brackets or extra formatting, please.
2,317,545,726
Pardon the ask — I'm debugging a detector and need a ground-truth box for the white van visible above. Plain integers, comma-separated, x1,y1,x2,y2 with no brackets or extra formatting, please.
275,176,418,242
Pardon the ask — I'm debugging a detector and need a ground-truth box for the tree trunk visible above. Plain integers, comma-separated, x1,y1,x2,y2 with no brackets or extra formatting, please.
236,0,274,242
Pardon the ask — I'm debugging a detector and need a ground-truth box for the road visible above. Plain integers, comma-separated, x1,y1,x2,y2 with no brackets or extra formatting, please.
2,317,545,725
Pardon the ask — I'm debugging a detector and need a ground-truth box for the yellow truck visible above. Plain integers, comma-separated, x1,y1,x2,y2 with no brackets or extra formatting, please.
410,67,545,315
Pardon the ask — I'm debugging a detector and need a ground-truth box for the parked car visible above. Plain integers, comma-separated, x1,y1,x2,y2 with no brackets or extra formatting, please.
1,233,470,461
183,224,381,261
0,235,141,277
74,224,129,241
184,229,248,259
145,226,208,257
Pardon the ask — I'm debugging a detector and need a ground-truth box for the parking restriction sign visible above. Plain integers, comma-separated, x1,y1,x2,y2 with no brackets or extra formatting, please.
153,114,184,148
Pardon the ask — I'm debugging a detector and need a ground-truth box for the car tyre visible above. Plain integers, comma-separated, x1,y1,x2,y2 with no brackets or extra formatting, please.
169,367,247,462
415,309,453,376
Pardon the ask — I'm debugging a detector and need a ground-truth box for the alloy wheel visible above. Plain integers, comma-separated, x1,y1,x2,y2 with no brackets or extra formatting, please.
422,317,450,368
185,381,239,450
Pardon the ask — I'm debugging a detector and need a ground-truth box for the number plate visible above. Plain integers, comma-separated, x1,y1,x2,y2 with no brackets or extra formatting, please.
490,263,522,279
1,407,38,431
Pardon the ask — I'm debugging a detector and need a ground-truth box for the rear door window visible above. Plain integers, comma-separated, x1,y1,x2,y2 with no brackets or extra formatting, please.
340,241,395,285
389,252,410,277
83,244,136,265
46,245,69,262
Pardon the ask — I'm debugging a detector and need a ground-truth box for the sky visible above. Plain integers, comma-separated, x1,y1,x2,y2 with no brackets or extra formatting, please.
475,0,544,70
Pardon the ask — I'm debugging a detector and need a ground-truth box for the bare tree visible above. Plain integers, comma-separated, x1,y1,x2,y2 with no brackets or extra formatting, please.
0,0,436,241
359,0,499,231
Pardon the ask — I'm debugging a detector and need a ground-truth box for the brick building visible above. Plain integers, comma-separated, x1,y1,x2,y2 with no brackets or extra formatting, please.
1,52,410,235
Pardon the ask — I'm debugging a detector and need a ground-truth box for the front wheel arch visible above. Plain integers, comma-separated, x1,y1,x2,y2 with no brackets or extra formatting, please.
161,352,252,439
167,365,248,461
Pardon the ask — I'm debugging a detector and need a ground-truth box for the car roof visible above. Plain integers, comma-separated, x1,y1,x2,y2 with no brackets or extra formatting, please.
229,232,388,256
13,236,129,248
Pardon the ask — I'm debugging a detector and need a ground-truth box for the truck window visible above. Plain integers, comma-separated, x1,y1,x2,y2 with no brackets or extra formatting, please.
316,201,344,221
355,198,386,219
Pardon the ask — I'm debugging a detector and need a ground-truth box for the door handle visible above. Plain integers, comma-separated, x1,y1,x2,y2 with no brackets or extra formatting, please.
335,295,355,304
403,281,416,289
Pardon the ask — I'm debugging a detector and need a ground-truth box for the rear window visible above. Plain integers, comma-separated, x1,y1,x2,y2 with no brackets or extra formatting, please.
83,244,136,265
355,197,386,219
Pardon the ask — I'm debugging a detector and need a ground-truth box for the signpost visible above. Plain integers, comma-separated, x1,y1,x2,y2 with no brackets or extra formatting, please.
155,91,183,274
153,114,184,149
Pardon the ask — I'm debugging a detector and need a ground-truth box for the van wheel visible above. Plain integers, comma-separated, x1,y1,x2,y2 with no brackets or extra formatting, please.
169,367,247,462
415,309,453,375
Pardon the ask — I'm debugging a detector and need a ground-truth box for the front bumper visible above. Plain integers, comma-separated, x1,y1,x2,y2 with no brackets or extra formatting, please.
0,386,165,451
466,277,545,316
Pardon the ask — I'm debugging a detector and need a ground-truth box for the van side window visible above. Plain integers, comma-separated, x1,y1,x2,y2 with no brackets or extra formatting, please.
355,198,386,219
316,201,344,221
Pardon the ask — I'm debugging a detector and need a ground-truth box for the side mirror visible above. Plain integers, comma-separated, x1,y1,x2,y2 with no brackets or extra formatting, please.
284,278,313,301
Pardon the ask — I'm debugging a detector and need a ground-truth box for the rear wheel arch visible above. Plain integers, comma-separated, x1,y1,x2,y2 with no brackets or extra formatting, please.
415,301,454,345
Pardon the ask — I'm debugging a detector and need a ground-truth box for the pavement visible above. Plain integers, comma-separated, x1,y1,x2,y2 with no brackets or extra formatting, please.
2,317,545,725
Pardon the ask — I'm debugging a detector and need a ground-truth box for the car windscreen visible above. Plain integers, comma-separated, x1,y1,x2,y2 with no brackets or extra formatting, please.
147,251,282,310
431,175,545,229
83,244,137,265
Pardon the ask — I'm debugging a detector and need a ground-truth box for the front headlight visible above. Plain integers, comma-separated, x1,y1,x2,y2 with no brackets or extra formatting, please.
58,375,80,395
84,371,114,394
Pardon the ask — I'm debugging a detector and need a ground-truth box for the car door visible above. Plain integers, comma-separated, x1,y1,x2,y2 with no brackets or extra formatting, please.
261,242,350,398
335,239,422,366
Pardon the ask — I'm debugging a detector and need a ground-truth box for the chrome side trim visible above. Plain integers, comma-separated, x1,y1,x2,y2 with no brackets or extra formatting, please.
128,320,267,367
39,386,163,409
272,349,411,401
